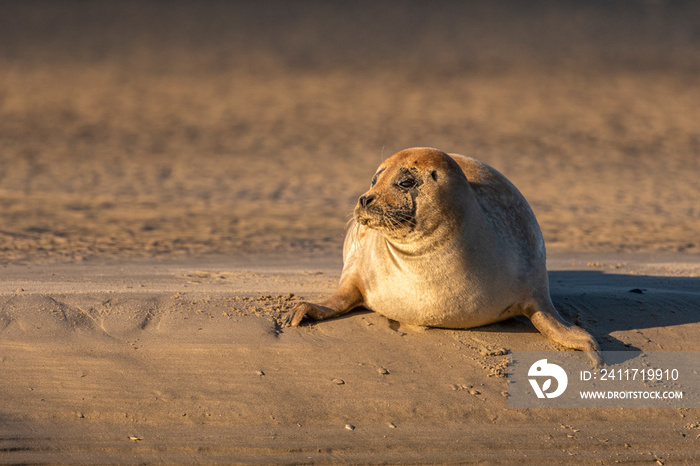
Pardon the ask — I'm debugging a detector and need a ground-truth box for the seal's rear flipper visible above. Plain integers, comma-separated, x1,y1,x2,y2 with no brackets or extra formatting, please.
527,302,603,368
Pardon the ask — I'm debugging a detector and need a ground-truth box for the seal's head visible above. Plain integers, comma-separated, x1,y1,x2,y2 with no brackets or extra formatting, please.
354,147,470,242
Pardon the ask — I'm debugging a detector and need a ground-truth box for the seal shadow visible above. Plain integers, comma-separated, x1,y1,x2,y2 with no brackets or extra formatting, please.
466,270,700,352
374,270,699,352
547,270,700,351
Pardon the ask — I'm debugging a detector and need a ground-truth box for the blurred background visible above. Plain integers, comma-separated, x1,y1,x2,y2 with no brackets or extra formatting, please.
1,0,699,263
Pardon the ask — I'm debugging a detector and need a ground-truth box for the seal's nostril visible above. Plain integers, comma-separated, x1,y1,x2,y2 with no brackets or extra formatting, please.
359,194,376,208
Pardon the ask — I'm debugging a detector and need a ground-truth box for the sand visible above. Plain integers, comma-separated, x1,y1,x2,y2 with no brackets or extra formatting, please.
1,1,699,463
2,254,700,463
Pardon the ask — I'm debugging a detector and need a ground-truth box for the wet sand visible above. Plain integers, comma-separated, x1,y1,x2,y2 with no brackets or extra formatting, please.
1,1,699,463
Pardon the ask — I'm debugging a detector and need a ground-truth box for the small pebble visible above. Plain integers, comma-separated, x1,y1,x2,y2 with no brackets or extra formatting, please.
377,368,389,375
332,378,345,385
16,288,24,293
345,424,355,431
387,422,397,429
256,370,265,376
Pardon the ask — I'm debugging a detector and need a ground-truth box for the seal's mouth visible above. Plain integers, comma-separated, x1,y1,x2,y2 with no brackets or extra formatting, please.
354,205,416,234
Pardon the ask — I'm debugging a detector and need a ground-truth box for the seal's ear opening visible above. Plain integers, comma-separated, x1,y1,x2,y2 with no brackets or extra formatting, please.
431,170,438,181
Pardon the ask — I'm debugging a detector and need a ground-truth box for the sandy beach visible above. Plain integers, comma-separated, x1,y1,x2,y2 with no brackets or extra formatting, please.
1,1,699,463
2,254,700,463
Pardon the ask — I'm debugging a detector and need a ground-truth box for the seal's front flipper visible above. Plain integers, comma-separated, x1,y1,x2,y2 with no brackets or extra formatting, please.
282,278,364,327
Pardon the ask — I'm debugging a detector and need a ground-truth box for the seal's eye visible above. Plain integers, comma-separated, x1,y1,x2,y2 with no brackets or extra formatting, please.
370,177,377,188
398,178,416,189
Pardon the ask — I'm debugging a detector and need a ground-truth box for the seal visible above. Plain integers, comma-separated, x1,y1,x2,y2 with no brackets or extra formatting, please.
283,147,601,365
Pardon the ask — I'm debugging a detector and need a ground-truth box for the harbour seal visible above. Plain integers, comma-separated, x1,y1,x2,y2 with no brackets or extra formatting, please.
283,147,601,365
